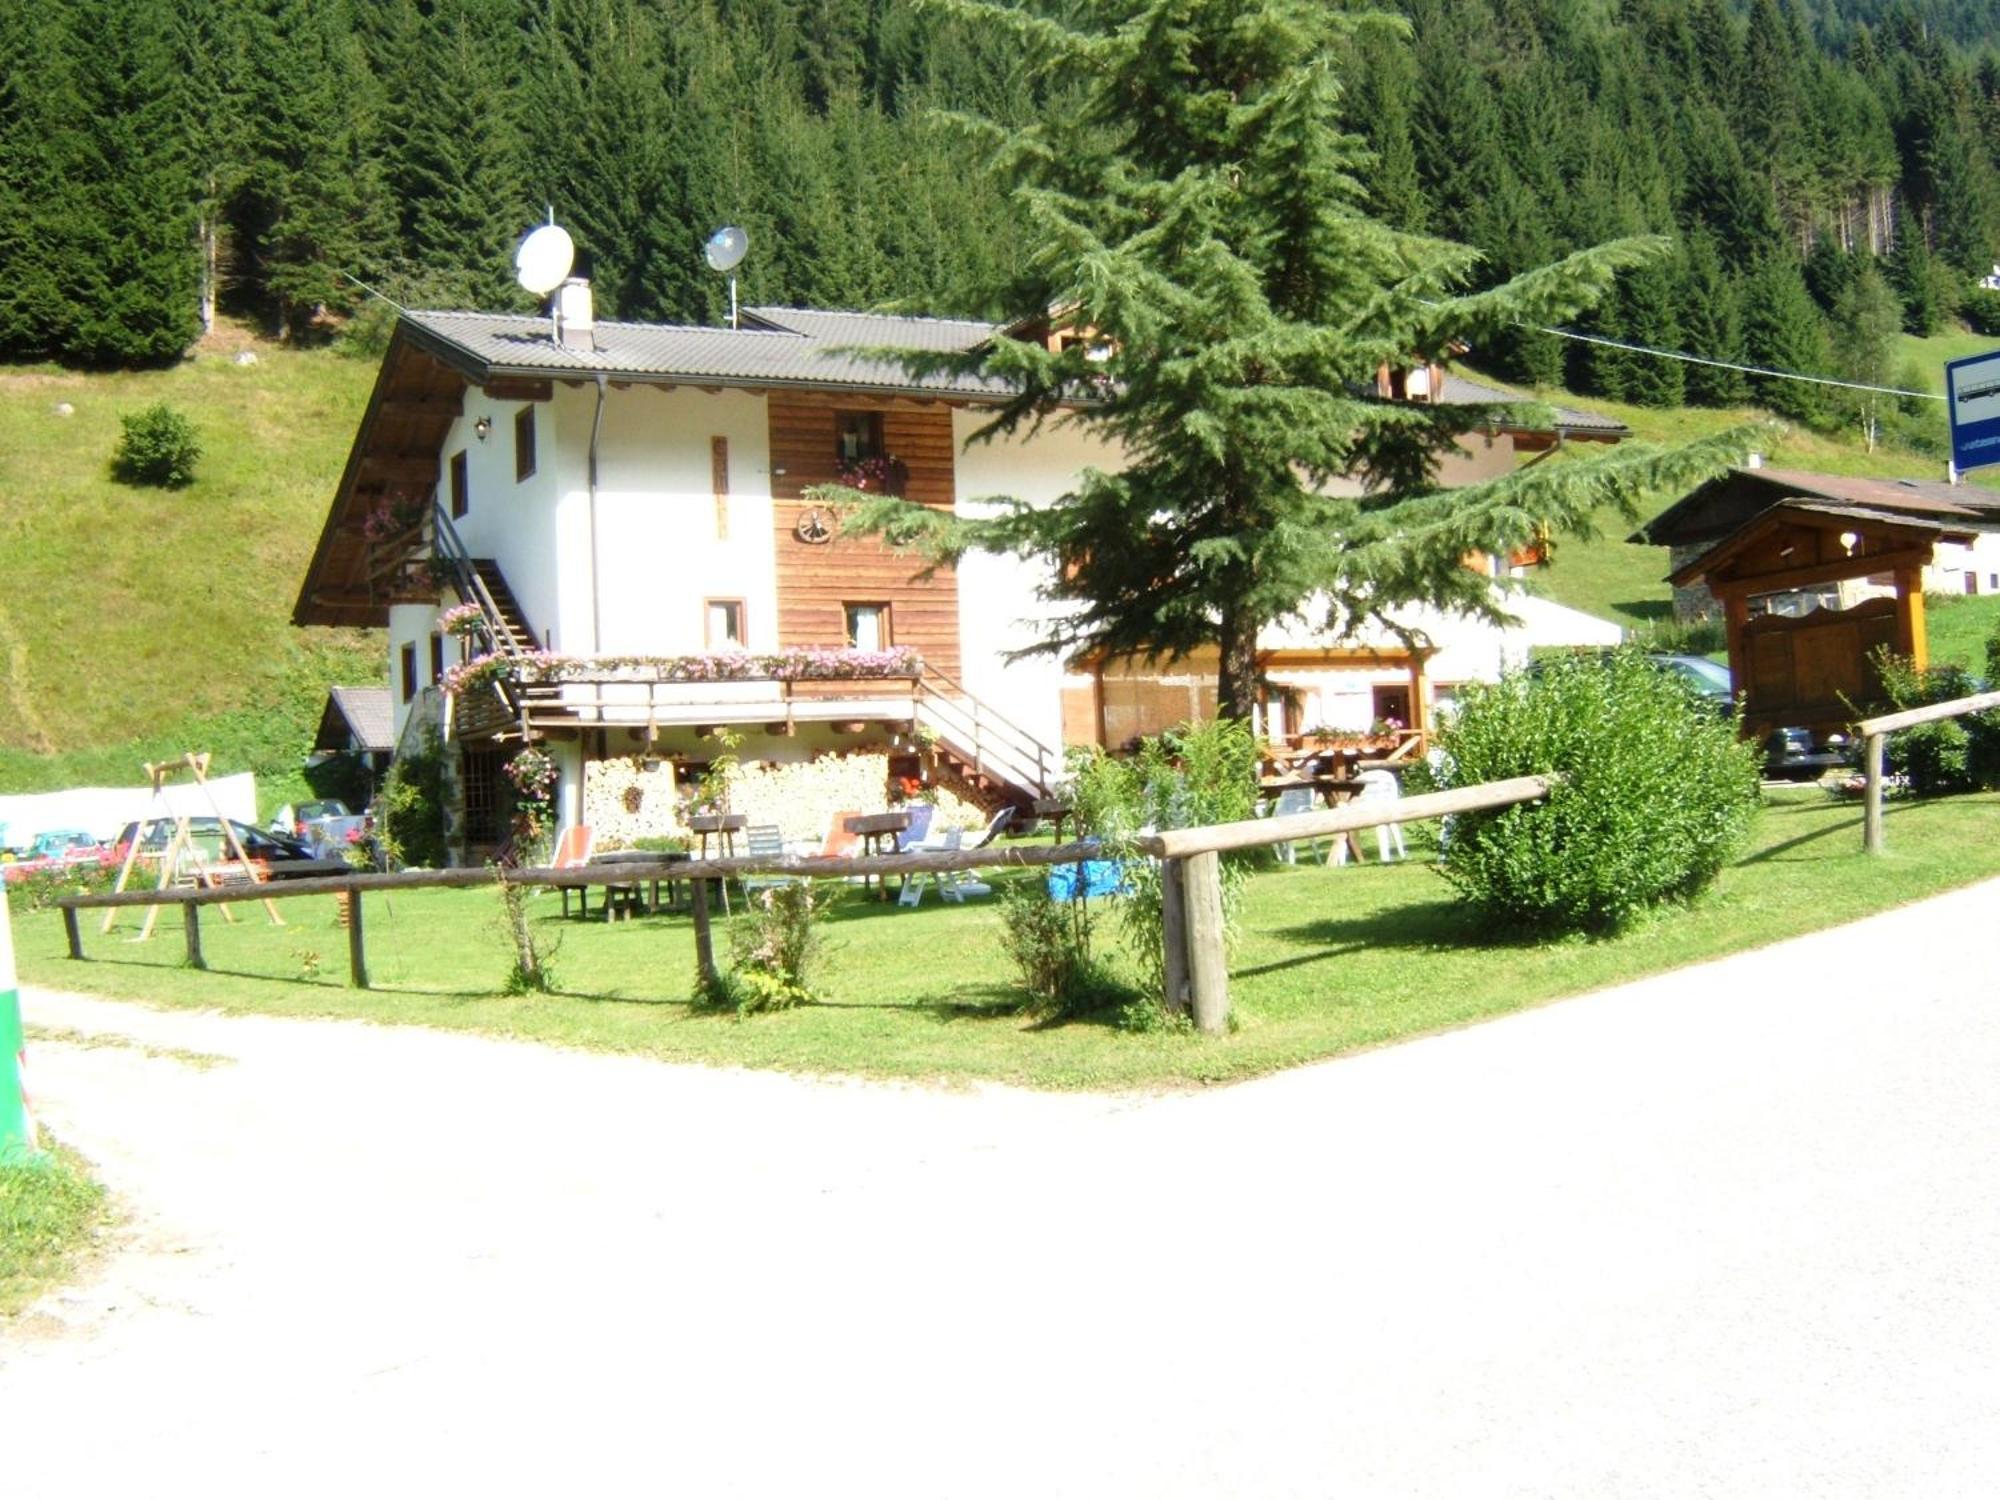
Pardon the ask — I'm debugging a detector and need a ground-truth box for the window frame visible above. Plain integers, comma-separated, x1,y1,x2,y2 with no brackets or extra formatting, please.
834,410,886,465
449,450,469,519
704,597,746,648
399,641,418,704
842,601,891,650
514,407,536,482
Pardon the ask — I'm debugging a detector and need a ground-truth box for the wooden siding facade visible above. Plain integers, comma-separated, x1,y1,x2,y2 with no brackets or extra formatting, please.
767,391,961,679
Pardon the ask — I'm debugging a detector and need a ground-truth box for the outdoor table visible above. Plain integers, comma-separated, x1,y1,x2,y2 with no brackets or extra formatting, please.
1032,798,1074,844
686,814,747,914
587,848,690,920
846,809,912,900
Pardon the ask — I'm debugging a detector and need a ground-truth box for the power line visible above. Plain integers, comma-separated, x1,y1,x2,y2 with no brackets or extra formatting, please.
1525,322,1946,402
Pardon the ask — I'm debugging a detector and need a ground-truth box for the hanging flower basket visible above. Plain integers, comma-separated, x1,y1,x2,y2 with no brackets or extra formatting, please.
438,602,485,639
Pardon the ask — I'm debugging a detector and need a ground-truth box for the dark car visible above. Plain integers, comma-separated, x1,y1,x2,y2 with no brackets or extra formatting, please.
112,817,346,879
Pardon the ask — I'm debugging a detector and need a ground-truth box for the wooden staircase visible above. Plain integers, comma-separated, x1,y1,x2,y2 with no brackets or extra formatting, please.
469,560,537,656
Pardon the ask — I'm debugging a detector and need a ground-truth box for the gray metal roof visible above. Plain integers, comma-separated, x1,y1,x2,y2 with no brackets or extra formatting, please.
399,306,1628,432
741,306,998,352
1437,373,1628,435
326,686,394,753
401,308,1013,398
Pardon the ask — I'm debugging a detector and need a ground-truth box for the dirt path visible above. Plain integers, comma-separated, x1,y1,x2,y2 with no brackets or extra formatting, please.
5,880,1999,1497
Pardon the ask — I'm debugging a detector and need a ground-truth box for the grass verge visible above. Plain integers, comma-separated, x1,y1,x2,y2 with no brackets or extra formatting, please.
0,1137,109,1316
11,790,2000,1090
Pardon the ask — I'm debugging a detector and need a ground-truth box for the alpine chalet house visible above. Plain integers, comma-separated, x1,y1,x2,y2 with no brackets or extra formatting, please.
294,287,1627,859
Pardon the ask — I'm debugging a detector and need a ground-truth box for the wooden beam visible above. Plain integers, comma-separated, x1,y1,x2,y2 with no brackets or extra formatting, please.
1897,567,1926,671
481,378,553,402
380,394,464,419
1854,688,2000,738
357,455,441,486
1699,546,1933,599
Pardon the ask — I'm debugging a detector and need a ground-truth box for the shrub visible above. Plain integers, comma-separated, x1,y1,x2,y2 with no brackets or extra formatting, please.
996,880,1137,1020
1067,717,1259,1021
1870,649,2000,796
1961,287,2000,336
701,881,821,1015
378,731,448,869
495,870,557,994
1434,651,1761,935
112,402,201,488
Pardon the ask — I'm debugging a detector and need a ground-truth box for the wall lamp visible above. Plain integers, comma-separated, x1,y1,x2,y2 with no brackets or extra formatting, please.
473,416,492,441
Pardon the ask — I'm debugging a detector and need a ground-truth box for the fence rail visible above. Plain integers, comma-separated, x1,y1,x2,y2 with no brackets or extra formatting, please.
1854,690,2000,853
50,775,1559,1033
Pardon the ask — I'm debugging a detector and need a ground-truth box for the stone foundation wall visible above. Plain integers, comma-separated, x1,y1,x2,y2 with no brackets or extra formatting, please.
1669,545,1719,624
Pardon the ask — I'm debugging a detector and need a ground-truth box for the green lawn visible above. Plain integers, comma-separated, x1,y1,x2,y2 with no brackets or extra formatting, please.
14,790,2000,1090
1897,328,2000,393
1927,592,2000,673
0,1138,108,1316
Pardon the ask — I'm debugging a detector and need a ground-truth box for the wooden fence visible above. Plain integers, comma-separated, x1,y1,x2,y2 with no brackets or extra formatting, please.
1855,689,2000,854
52,774,1558,1033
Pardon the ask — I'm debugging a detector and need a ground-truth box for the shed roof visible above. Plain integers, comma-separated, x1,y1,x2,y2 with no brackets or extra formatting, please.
316,686,394,754
1634,465,2000,551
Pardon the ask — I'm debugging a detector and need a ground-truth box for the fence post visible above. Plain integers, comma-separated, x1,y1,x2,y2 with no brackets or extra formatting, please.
184,906,205,970
691,873,718,994
1863,732,1885,855
347,888,369,989
62,906,83,962
1183,850,1229,1034
1,886,41,1163
1159,856,1190,1015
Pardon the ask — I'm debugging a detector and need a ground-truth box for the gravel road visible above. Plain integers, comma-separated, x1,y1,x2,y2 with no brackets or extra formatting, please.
4,879,1998,1498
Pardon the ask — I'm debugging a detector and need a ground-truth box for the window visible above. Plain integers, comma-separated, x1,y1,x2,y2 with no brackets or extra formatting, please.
835,410,885,465
514,407,536,481
449,450,469,519
399,641,418,704
460,749,507,844
430,633,445,684
705,598,745,647
843,602,890,650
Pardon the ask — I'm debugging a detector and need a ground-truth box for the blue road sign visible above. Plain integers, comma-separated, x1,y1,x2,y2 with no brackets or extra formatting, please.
1945,349,2000,473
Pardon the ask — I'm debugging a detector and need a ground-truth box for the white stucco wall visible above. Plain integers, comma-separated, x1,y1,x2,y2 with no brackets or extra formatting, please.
557,385,777,655
386,602,440,746
952,411,1125,753
1929,531,2000,596
440,389,562,649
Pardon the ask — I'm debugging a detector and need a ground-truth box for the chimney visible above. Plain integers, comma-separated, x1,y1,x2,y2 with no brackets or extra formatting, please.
555,278,595,353
1745,450,1763,469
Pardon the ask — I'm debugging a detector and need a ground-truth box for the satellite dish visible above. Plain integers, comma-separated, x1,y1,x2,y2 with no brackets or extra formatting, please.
515,223,576,298
705,226,749,273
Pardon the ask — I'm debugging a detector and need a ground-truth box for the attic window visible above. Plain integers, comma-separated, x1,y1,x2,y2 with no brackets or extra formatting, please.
836,411,885,465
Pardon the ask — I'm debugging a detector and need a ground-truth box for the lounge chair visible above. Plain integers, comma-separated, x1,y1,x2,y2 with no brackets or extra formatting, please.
898,826,993,907
740,824,801,901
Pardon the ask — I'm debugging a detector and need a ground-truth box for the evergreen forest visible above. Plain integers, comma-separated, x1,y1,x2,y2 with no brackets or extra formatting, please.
6,0,2000,440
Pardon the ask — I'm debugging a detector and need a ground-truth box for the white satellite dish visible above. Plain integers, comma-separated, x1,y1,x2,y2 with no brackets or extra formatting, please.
705,226,749,272
515,223,576,298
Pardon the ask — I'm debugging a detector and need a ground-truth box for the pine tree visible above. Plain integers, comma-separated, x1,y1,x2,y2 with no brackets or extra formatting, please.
54,0,201,364
1889,217,1944,334
1616,256,1686,408
1828,260,1902,450
1680,231,1749,406
1741,252,1830,423
846,0,1739,720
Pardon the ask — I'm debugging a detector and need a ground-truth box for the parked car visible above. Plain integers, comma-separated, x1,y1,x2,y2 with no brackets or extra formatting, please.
26,828,104,862
111,818,344,880
1763,725,1858,781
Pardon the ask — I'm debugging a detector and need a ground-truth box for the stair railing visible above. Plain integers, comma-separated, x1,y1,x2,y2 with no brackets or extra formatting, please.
913,668,1060,801
432,504,522,660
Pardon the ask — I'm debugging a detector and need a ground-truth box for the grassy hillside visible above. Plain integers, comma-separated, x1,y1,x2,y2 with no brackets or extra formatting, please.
0,329,378,809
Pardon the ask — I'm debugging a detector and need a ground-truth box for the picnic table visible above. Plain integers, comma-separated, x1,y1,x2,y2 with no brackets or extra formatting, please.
845,809,912,900
587,848,690,921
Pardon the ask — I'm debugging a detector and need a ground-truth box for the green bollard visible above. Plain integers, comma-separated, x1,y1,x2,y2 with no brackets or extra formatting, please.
0,884,43,1165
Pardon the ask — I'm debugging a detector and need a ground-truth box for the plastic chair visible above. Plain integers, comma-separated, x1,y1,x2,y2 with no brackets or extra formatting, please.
1345,769,1405,864
553,824,595,917
1268,786,1329,866
740,824,800,900
895,802,936,851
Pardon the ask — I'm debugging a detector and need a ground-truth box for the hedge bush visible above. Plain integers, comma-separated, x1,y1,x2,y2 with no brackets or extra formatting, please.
1871,648,2000,796
112,402,201,488
1434,652,1761,935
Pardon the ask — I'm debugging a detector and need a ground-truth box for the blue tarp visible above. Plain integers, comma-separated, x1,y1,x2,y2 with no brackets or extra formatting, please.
1046,859,1132,900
